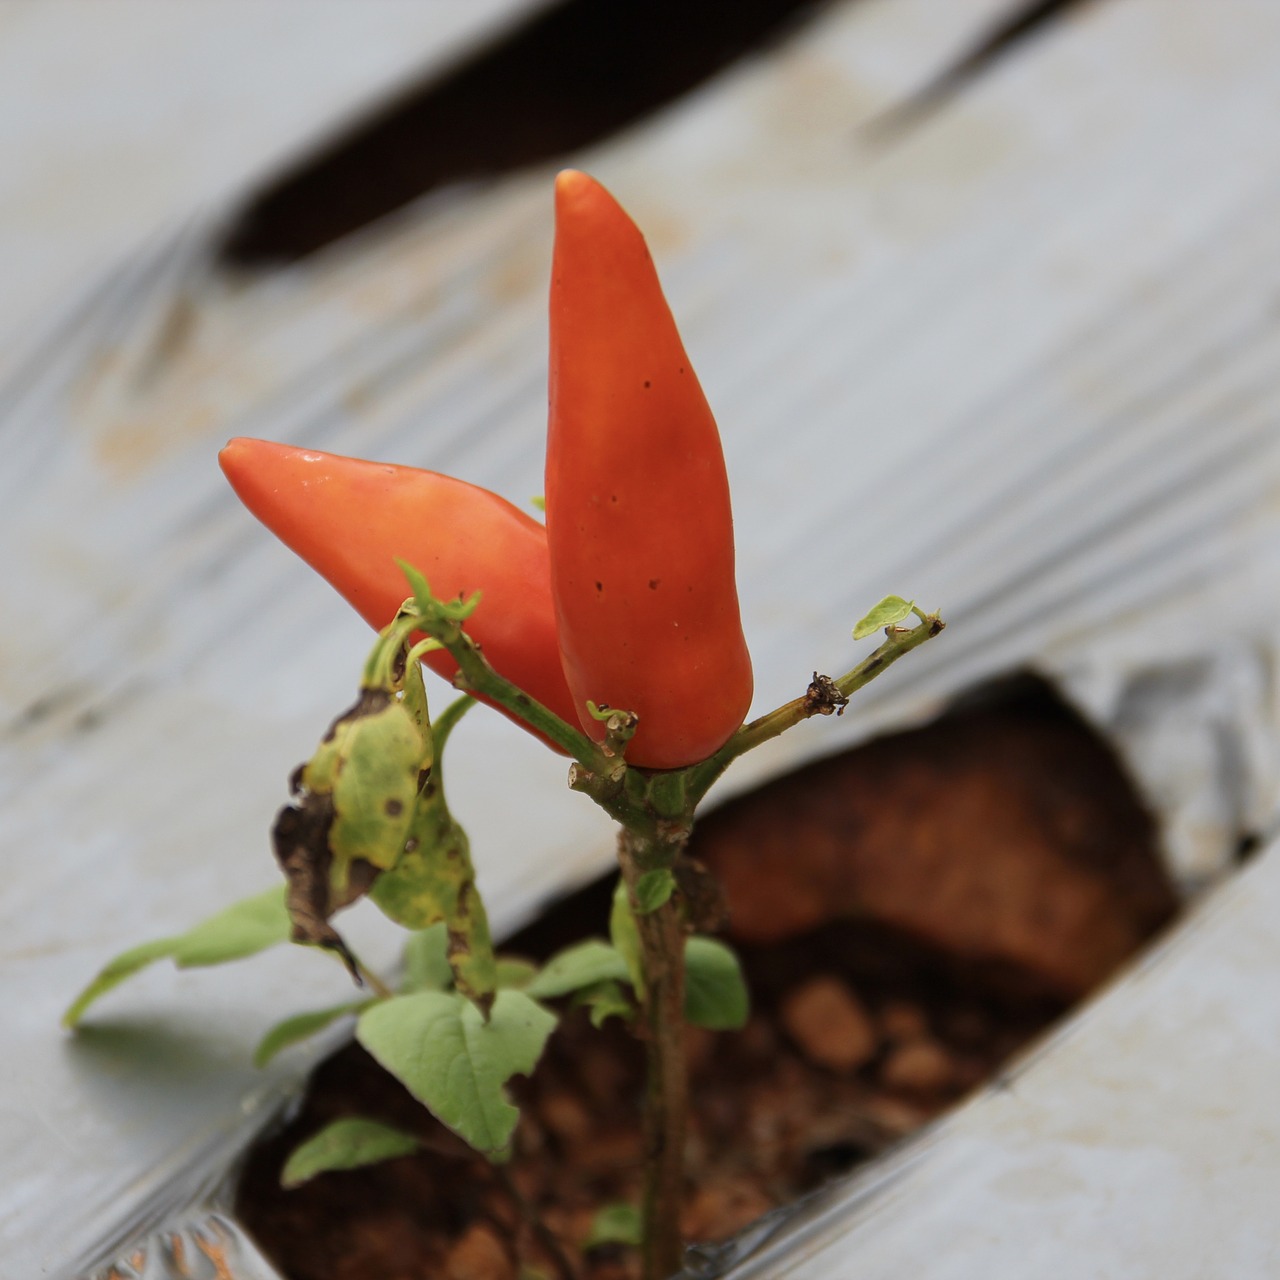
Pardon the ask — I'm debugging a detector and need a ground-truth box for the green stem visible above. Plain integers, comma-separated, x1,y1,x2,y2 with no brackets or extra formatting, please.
617,826,689,1280
409,598,669,835
431,693,477,765
430,616,607,770
357,964,395,1001
492,1163,576,1280
339,947,395,999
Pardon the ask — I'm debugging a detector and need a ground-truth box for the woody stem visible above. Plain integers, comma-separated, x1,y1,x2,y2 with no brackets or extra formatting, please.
617,825,689,1280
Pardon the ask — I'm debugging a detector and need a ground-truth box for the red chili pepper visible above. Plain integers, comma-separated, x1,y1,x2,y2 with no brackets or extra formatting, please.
545,171,753,769
218,438,577,734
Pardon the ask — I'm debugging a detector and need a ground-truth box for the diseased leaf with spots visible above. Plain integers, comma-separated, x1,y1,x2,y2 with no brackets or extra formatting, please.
356,989,555,1156
281,1117,420,1188
270,610,437,978
369,799,497,1013
684,937,749,1030
402,926,532,996
315,693,426,884
62,886,290,1028
853,595,915,641
401,923,452,992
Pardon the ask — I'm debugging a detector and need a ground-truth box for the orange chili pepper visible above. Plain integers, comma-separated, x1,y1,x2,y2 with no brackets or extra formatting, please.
545,171,753,769
218,438,577,734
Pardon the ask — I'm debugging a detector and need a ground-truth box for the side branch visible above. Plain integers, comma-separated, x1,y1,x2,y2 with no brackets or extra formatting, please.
394,574,607,771
686,610,944,801
447,637,600,764
401,586,682,840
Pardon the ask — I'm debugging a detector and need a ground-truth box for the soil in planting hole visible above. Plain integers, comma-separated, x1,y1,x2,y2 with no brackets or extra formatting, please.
236,673,1178,1280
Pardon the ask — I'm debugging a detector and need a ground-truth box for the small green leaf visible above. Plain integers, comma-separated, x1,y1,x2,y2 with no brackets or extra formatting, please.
281,1117,420,1188
170,885,292,967
396,560,479,623
684,937,749,1030
62,885,290,1028
584,1202,643,1250
62,936,179,1029
397,560,436,609
356,989,556,1156
495,957,538,990
525,941,631,1000
529,495,546,513
573,980,634,1029
609,878,645,993
254,1001,372,1068
633,869,675,914
853,595,915,641
401,923,452,992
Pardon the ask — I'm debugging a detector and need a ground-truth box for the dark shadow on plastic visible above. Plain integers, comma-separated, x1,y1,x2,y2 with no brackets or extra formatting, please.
64,1017,244,1087
863,0,1098,142
218,0,835,267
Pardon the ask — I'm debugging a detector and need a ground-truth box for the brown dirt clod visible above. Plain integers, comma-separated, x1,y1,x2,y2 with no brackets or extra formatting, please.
444,1222,515,1280
879,1038,956,1095
779,975,879,1073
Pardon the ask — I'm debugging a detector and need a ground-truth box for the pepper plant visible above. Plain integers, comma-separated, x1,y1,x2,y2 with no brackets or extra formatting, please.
66,171,942,1280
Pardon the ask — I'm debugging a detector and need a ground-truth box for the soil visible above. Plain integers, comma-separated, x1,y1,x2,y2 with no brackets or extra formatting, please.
236,674,1178,1280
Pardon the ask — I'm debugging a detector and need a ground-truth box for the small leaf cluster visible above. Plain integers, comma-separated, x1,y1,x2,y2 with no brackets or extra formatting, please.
266,873,749,1180
529,879,748,1033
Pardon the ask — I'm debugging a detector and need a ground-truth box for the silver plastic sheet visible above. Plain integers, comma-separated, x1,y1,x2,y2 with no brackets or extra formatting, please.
4,1,1279,1276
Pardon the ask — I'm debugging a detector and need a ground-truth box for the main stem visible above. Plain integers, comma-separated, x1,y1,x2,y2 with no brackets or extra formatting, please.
406,586,944,1276
617,826,689,1280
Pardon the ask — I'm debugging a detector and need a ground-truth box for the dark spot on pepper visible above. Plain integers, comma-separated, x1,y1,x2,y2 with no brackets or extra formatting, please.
384,798,403,817
643,379,651,388
596,581,603,592
649,578,660,590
